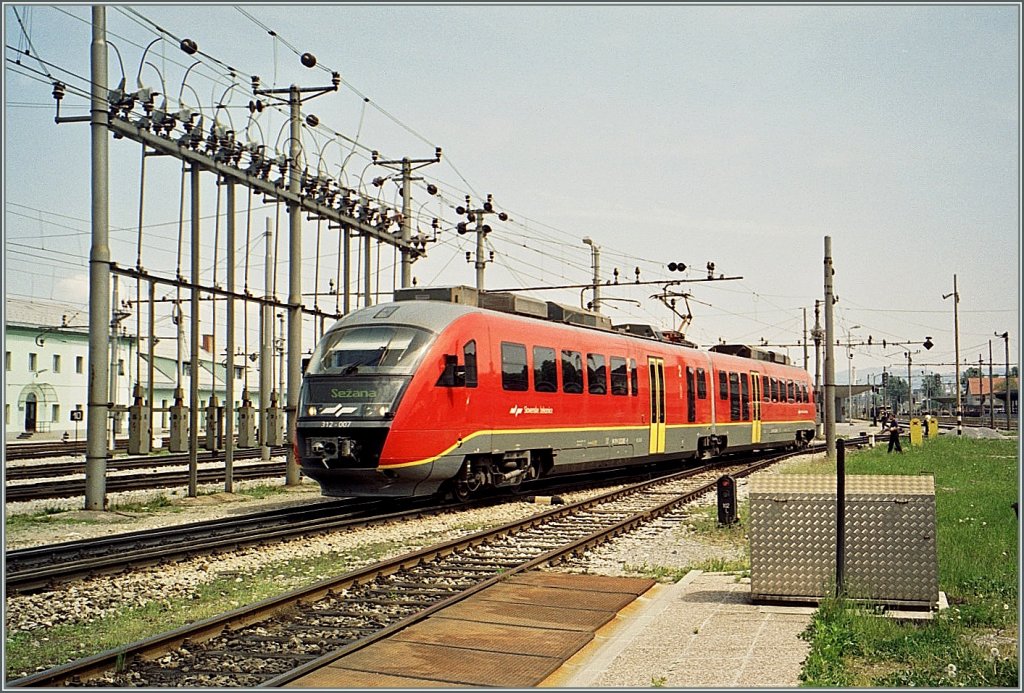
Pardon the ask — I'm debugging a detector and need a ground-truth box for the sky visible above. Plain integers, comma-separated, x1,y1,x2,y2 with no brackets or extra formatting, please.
3,2,1020,386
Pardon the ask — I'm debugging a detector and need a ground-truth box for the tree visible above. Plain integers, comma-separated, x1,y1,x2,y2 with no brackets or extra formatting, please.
889,376,909,412
922,373,943,399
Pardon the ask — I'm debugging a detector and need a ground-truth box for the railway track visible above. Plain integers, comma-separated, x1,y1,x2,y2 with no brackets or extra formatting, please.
8,449,806,688
4,446,288,482
5,438,129,460
4,461,288,503
4,447,290,502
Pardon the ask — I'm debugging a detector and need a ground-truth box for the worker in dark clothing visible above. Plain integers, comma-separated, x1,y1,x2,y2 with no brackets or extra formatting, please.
887,416,903,453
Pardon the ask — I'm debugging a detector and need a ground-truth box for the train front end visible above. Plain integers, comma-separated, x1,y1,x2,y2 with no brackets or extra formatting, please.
296,313,436,497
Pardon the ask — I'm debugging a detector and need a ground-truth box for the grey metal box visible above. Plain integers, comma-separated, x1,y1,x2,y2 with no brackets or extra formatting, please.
749,475,938,608
546,302,613,330
393,286,478,306
479,292,548,318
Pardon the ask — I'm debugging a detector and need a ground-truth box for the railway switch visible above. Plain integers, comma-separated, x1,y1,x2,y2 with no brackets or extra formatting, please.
237,393,257,448
265,392,284,446
128,385,152,455
717,474,737,525
168,392,189,452
204,395,222,451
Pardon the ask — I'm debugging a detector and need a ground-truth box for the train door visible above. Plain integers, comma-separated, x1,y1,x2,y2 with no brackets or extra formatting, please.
648,357,666,454
750,372,762,443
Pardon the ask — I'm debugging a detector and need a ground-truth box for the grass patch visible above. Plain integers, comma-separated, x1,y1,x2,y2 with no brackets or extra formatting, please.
4,506,80,530
233,484,294,501
108,495,178,514
798,436,1019,687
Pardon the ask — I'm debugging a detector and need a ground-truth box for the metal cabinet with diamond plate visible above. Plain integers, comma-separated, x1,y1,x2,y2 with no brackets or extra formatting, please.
749,474,938,608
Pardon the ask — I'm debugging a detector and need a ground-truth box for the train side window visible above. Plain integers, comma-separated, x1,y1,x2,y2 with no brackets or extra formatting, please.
533,346,557,392
696,368,707,399
787,379,795,402
740,372,750,420
770,378,778,402
501,342,529,391
629,358,638,396
464,340,478,388
562,350,584,394
729,372,740,421
762,376,770,402
802,384,809,403
587,354,607,394
610,356,628,395
686,366,696,422
719,371,728,400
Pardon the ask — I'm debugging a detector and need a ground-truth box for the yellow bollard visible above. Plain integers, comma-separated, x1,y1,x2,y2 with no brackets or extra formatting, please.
909,418,924,447
926,416,939,438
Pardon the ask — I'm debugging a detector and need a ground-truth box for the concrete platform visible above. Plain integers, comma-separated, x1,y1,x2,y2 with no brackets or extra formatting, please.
543,571,816,688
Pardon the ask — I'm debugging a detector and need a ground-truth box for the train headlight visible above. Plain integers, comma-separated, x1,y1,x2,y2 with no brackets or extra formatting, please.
307,406,317,416
379,405,388,417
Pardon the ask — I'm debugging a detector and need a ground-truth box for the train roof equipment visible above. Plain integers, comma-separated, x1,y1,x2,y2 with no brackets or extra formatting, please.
391,285,771,358
709,343,791,365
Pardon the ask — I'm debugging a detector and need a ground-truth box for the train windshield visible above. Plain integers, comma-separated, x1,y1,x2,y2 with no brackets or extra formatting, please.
307,325,433,376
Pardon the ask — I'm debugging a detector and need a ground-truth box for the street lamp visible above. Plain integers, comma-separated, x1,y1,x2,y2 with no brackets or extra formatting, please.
582,237,601,312
995,331,1010,429
846,325,861,424
943,275,961,435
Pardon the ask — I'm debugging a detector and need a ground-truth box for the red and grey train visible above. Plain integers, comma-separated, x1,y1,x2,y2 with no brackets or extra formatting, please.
295,291,816,499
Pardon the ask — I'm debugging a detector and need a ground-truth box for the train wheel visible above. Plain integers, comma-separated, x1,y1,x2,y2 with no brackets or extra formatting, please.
450,460,486,502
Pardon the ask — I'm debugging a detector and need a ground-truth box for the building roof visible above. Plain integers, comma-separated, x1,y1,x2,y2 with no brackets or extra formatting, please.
967,376,1018,396
4,297,89,332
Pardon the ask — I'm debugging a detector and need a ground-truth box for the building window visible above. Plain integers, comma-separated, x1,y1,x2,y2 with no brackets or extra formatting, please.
52,404,60,423
118,359,125,376
5,404,9,424
53,354,61,373
234,366,244,380
76,356,84,374
5,351,10,371
29,353,37,371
